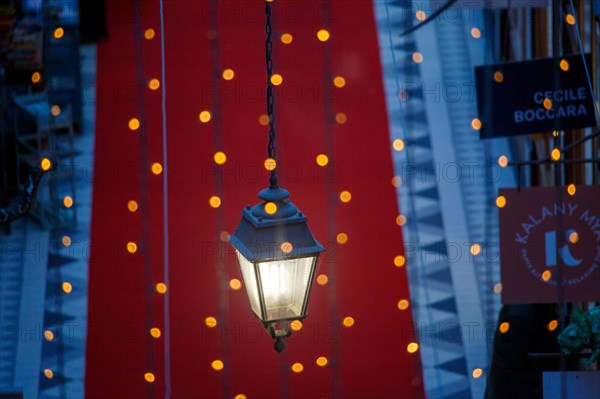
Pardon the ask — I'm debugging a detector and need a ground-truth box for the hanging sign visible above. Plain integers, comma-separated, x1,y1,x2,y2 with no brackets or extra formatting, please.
429,0,548,8
475,54,597,138
499,185,600,304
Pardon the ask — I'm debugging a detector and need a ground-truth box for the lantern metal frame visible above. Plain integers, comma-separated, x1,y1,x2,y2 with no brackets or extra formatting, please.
229,186,324,352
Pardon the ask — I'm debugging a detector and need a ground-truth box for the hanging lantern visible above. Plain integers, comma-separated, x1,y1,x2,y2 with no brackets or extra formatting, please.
229,2,324,352
229,187,324,352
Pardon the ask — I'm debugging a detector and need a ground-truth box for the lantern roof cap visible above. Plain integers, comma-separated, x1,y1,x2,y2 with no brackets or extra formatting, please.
229,186,325,262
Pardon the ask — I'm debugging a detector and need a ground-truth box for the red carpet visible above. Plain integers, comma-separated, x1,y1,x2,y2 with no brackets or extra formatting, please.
86,1,424,398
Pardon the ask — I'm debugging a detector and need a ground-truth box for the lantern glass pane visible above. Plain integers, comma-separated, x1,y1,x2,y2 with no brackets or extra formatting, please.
258,256,315,321
235,250,262,318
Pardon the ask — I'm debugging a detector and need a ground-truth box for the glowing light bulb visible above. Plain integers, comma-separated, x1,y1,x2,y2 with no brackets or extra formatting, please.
54,27,64,39
542,270,552,282
154,283,167,294
316,154,329,167
470,243,481,256
150,328,161,338
494,71,504,83
151,162,163,175
209,196,221,209
213,151,227,165
222,69,235,80
264,202,277,214
127,242,138,254
40,158,52,171
199,111,211,123
407,342,419,353
397,299,410,310
333,76,346,88
63,196,74,208
270,74,283,86
144,372,155,383
148,79,160,90
261,261,289,301
264,158,276,171
396,214,407,226
394,255,406,267
569,231,579,244
62,282,73,294
129,118,140,131
205,317,217,328
128,200,139,212
281,33,293,44
336,233,348,245
291,320,303,331
393,139,405,151
259,114,270,126
229,279,242,290
211,360,224,371
339,191,352,203
496,196,506,208
565,13,575,25
335,113,347,124
317,29,330,42
291,363,304,373
412,52,423,63
144,29,155,40
498,155,508,167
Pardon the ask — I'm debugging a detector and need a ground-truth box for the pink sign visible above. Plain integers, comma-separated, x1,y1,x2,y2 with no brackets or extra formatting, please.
499,185,600,303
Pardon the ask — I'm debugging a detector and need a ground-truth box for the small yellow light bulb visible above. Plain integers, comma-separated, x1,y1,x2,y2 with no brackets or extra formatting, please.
148,79,160,90
128,118,140,131
199,111,211,123
156,283,167,294
54,27,65,39
40,158,52,171
281,33,293,44
317,29,330,42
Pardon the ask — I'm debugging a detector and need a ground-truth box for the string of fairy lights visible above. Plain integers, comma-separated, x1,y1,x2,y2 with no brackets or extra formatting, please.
207,0,233,396
122,0,174,392
319,1,343,397
38,20,77,395
132,0,157,397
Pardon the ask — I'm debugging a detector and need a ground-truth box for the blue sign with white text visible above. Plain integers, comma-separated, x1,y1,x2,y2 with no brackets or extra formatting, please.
475,54,597,138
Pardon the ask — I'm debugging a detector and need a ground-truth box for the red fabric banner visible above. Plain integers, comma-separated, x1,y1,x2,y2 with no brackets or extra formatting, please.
86,1,424,398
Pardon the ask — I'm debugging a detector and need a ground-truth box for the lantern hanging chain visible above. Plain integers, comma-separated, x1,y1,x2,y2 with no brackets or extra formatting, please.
265,2,278,189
